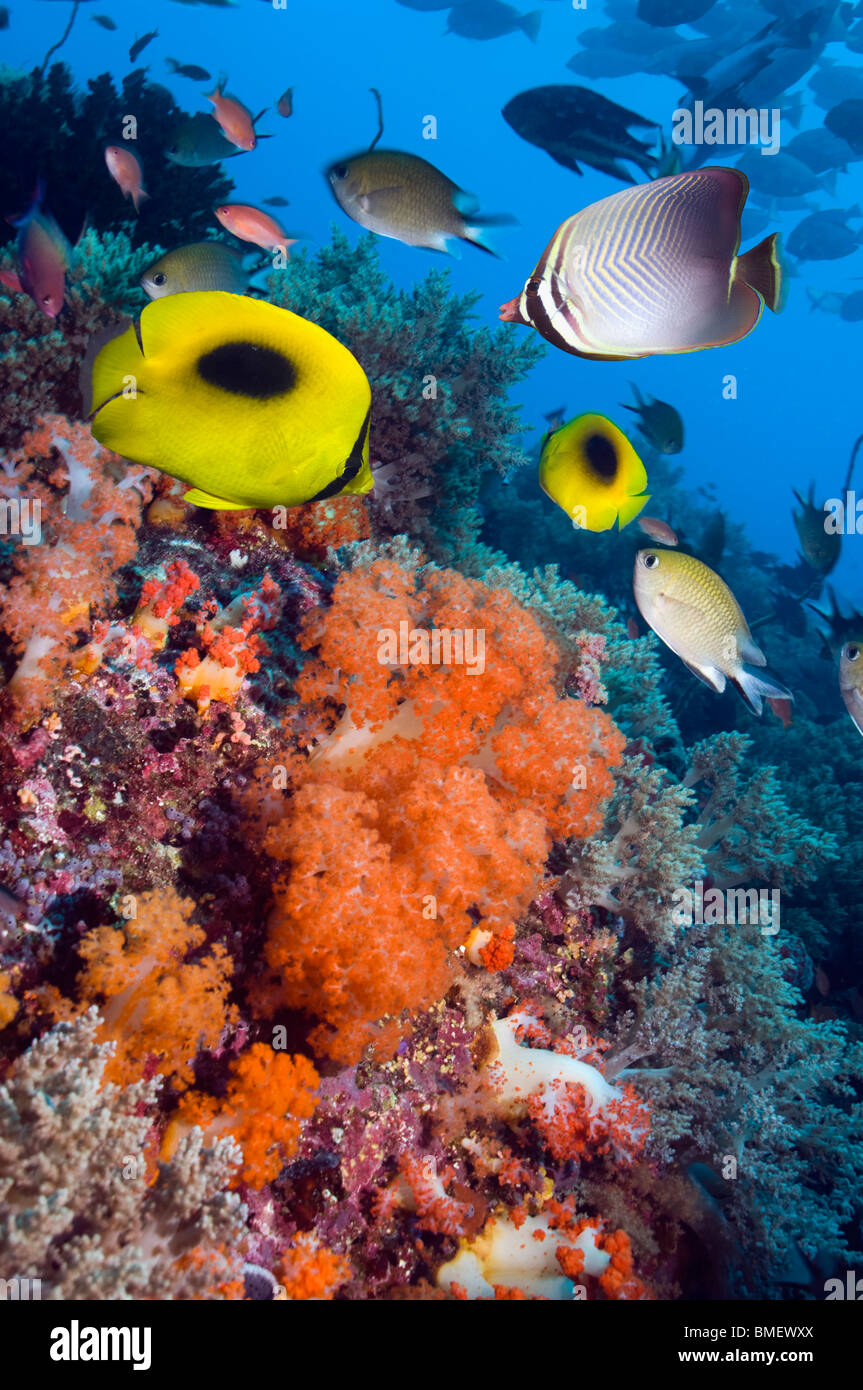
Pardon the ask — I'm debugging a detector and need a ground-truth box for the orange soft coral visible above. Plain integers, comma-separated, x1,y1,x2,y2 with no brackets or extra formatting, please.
0,969,19,1028
75,889,237,1089
170,1043,319,1188
0,414,152,722
272,495,370,561
249,558,624,1064
275,1234,351,1300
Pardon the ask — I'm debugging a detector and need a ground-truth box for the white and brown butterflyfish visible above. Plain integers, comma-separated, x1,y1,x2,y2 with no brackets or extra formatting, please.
500,168,784,361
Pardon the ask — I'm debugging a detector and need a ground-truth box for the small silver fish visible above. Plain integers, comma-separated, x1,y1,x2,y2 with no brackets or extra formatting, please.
140,242,249,298
633,548,792,713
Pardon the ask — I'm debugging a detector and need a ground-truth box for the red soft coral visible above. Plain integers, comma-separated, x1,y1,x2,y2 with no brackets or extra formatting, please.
275,1234,351,1300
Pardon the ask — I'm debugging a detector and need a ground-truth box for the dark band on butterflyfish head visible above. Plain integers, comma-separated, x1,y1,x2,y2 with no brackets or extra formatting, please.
196,341,297,398
308,405,372,502
524,265,586,360
584,432,618,481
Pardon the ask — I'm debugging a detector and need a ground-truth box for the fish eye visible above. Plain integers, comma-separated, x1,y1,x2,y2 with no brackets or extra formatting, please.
331,165,349,181
845,643,861,662
526,278,541,294
641,552,660,570
153,273,167,287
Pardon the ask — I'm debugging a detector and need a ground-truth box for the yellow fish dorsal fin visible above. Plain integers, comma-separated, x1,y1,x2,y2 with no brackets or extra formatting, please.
617,491,651,530
183,487,251,510
136,288,294,360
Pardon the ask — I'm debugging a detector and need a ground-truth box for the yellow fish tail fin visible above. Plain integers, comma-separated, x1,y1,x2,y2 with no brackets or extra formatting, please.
617,491,651,530
341,458,374,496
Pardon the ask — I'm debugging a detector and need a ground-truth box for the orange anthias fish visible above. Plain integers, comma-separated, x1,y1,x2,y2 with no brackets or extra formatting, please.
0,180,70,318
104,145,149,214
215,203,297,255
205,78,257,152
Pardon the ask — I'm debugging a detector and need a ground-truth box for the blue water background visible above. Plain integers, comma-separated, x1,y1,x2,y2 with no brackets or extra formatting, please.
3,0,861,598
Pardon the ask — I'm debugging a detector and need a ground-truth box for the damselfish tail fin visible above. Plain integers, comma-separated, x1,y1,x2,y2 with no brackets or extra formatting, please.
520,11,542,42
731,663,794,716
463,214,516,259
736,232,784,312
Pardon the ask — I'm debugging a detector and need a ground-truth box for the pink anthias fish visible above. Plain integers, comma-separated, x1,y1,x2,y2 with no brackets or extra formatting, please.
205,77,257,152
0,181,70,318
637,515,679,546
104,145,149,214
215,203,297,256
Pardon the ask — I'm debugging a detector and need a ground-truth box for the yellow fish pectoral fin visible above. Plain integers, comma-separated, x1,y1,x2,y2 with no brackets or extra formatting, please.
617,492,650,530
183,487,253,510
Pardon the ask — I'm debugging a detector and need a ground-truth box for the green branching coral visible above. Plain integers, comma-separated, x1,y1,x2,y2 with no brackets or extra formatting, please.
609,923,863,1297
70,228,159,317
751,712,863,980
265,229,545,560
561,755,704,946
683,731,840,891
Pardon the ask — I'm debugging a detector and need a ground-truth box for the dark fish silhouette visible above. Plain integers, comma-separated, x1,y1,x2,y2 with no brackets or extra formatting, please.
165,58,212,81
502,85,658,183
129,29,158,64
637,0,716,27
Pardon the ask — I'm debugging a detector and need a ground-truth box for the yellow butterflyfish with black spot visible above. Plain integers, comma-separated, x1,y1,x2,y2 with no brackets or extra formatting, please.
538,412,649,532
85,291,373,510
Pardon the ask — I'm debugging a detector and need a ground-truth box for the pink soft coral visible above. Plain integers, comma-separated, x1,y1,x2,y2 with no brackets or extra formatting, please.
0,414,152,722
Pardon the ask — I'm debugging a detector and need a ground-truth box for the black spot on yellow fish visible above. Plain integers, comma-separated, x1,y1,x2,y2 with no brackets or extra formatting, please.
584,432,617,480
196,341,296,399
